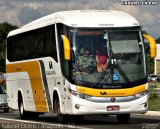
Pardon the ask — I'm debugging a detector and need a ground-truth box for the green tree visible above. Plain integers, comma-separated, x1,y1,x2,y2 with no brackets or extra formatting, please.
0,22,18,71
142,29,148,35
156,37,160,44
146,54,154,74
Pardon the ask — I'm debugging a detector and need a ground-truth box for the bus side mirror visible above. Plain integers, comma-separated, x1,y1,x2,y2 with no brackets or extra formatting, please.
143,34,157,58
61,35,71,60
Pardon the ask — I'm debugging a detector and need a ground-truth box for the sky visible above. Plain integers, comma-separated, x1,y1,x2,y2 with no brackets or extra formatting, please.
0,0,159,39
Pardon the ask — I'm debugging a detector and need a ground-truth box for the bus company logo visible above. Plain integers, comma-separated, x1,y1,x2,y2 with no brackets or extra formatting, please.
100,91,107,95
46,70,56,75
49,61,53,69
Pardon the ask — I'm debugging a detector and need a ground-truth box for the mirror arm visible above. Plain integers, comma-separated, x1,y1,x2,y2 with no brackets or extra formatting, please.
61,35,71,60
143,34,157,58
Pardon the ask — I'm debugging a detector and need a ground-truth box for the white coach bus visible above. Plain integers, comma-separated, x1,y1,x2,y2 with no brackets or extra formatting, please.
6,10,156,123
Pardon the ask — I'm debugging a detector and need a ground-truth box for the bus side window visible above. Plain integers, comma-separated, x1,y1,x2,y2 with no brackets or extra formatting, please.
8,25,58,62
43,25,58,62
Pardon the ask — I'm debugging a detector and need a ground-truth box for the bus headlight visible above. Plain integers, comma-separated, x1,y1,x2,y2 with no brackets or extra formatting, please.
68,88,92,99
135,90,148,98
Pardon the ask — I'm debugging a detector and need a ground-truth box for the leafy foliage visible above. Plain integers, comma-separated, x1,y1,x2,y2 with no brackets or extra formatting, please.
156,37,160,44
0,22,18,71
146,54,154,74
142,29,148,35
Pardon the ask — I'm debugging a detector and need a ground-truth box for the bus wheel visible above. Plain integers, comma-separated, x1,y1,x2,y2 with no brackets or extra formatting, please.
116,114,130,124
54,98,68,123
19,97,27,119
4,108,9,113
27,112,39,120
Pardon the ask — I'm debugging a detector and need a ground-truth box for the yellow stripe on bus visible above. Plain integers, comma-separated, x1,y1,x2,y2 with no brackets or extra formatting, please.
6,61,48,112
77,84,146,97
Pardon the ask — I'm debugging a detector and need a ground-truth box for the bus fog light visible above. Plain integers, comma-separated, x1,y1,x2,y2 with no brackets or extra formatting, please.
75,104,80,110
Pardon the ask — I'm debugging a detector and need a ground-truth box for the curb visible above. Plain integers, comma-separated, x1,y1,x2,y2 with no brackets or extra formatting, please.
146,111,160,116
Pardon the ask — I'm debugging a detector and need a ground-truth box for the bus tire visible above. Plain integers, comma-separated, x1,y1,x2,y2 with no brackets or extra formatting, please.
54,98,68,123
27,112,39,120
4,108,9,113
18,95,27,119
116,114,130,124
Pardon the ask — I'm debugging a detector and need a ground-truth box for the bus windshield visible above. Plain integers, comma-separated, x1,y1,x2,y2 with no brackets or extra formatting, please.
69,28,146,87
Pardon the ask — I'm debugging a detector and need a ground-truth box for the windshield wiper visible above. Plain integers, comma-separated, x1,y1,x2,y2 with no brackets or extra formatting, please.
92,42,112,86
93,50,131,87
93,59,130,87
93,57,111,86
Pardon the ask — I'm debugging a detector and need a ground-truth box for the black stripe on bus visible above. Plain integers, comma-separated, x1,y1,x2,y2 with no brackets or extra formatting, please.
39,60,52,112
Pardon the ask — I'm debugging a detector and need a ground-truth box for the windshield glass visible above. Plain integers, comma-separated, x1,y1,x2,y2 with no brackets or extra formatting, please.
69,28,146,86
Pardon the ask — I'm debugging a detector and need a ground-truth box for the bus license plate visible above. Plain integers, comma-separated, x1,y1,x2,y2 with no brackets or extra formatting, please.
107,106,120,111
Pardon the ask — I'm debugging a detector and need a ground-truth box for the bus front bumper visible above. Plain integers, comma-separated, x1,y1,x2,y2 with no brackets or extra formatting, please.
70,94,148,115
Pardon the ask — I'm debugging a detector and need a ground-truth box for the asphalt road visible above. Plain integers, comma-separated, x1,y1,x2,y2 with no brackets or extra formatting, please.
0,110,160,129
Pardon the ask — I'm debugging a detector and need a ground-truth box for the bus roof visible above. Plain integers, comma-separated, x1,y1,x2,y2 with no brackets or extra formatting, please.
8,10,140,37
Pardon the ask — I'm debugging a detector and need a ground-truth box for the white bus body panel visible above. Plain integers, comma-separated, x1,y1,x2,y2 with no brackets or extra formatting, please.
8,10,139,37
7,72,35,111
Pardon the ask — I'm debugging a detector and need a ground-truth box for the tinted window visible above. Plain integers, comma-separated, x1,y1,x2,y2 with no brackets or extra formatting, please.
7,25,57,62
